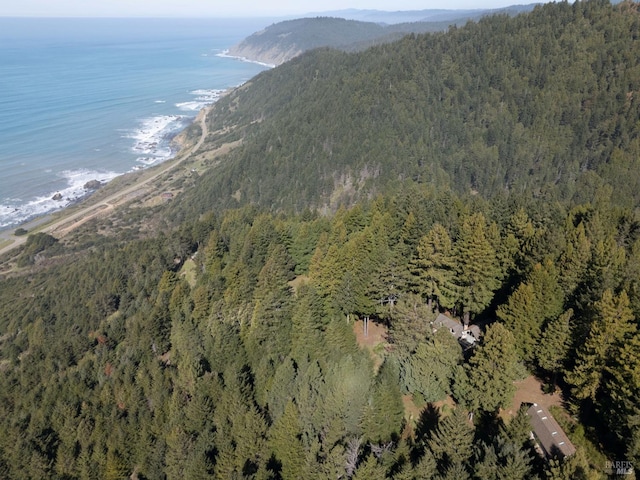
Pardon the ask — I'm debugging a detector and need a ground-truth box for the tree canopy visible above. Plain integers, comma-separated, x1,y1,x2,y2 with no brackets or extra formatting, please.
1,1,639,478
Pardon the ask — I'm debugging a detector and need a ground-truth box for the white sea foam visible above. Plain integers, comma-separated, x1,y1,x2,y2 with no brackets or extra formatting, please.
175,101,203,112
216,50,276,69
0,168,119,228
154,100,166,103
175,88,225,112
126,114,189,166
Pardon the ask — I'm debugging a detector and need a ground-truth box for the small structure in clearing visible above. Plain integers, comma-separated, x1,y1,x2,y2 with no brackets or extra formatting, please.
526,403,576,459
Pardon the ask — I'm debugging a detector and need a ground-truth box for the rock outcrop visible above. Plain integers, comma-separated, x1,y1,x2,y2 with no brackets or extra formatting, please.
83,180,102,190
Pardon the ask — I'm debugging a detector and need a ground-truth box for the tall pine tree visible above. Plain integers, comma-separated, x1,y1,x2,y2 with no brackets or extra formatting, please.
460,323,519,413
410,223,457,311
567,289,636,401
454,213,501,325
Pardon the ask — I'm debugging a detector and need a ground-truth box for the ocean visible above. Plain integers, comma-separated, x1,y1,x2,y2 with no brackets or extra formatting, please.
0,17,272,229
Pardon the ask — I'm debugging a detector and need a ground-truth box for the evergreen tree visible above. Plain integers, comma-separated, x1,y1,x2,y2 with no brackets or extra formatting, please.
389,293,434,358
410,224,456,311
352,453,387,480
201,229,226,285
567,289,636,401
473,442,500,480
212,370,268,478
537,309,572,387
170,305,207,392
496,282,540,364
269,400,306,480
288,216,330,274
473,409,534,480
437,461,470,480
461,323,519,413
583,235,626,301
558,221,591,298
627,410,640,469
164,426,193,479
293,359,327,448
527,260,564,322
413,450,438,480
498,260,565,364
602,333,640,454
290,284,328,362
361,357,405,443
266,357,297,423
334,226,385,321
322,355,372,448
403,329,462,402
399,211,423,257
501,405,533,450
246,244,294,369
428,407,474,470
505,207,537,275
622,238,640,317
369,251,410,320
495,445,531,480
453,213,501,325
309,241,346,315
105,448,129,480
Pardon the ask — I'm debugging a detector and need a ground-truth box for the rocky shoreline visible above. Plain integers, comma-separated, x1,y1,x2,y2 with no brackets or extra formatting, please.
51,179,104,201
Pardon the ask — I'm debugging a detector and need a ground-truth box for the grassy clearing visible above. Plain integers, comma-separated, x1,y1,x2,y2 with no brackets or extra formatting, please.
180,258,197,288
288,275,309,294
353,319,388,373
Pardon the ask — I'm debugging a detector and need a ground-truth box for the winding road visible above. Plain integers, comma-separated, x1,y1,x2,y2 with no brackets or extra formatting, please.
0,108,210,259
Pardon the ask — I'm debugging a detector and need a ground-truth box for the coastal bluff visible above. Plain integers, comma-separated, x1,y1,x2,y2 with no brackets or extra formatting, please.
226,17,389,67
226,42,299,67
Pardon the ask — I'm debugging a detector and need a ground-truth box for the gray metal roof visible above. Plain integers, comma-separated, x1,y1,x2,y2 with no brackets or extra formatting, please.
526,403,576,459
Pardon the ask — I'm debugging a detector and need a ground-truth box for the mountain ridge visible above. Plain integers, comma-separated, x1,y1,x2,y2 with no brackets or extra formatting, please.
227,4,537,66
174,0,640,220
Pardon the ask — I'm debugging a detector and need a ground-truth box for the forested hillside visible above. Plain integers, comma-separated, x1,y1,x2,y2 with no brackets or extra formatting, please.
183,0,640,216
227,6,537,66
227,17,390,66
1,1,639,479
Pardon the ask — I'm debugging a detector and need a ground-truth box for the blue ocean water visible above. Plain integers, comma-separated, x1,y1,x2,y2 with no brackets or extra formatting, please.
0,17,271,228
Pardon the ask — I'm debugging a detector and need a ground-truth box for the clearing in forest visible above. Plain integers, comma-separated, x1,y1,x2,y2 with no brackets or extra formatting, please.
353,318,388,372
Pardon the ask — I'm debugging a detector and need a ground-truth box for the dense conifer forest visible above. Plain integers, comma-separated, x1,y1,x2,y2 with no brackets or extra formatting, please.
182,0,640,215
1,1,639,479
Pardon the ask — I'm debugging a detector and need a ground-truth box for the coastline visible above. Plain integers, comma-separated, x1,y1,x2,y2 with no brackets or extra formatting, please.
1,18,271,232
216,50,277,69
0,103,214,260
0,82,245,237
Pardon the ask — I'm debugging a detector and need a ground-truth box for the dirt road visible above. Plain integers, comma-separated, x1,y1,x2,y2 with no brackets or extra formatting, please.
0,107,210,258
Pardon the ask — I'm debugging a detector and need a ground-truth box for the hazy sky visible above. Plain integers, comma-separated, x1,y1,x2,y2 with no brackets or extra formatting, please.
1,0,529,17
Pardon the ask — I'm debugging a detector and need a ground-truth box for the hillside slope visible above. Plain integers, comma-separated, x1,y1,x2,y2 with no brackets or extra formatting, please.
226,6,536,66
176,0,640,218
312,4,537,23
226,17,387,66
1,3,640,479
